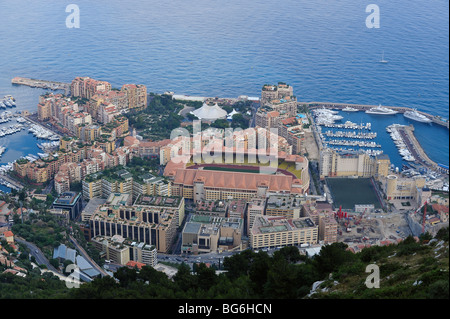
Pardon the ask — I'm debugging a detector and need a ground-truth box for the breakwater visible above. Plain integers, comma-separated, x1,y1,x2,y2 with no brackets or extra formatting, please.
303,102,449,129
11,77,70,96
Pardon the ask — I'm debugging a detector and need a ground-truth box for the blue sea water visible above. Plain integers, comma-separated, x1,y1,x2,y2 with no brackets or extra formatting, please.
0,0,448,168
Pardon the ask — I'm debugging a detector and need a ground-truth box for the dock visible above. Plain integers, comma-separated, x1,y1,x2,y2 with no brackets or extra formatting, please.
11,77,70,96
396,125,440,171
303,102,449,129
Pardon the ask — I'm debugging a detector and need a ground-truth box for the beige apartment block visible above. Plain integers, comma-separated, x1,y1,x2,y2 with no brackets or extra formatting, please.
250,215,318,249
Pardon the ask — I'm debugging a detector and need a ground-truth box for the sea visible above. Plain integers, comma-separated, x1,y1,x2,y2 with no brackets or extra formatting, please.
0,0,448,192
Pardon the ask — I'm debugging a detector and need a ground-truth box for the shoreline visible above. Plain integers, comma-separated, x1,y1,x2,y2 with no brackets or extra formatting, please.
7,77,449,173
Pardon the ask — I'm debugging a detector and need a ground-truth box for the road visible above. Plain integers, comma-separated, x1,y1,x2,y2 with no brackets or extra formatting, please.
15,237,58,272
68,234,110,277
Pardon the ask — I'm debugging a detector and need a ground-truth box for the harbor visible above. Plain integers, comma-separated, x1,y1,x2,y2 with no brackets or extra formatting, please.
0,110,61,191
305,102,449,129
310,103,449,178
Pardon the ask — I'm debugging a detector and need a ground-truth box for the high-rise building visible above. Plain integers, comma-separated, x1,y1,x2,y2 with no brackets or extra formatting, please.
121,84,147,110
52,191,82,220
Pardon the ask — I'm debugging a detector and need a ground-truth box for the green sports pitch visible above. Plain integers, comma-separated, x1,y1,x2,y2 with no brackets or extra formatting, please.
326,177,382,210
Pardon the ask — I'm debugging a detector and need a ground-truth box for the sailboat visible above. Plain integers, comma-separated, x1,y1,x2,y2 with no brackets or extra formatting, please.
380,51,388,63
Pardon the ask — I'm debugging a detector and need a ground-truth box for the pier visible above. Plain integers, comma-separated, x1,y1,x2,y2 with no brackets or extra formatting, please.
396,125,440,171
0,174,23,191
303,101,449,129
11,77,71,96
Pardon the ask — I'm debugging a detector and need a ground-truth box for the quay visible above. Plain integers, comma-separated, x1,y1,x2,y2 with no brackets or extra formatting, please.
0,174,23,191
396,125,441,172
11,77,70,96
303,101,449,129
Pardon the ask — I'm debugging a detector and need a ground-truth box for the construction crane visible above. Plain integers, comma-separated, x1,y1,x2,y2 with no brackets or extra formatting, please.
422,201,427,234
413,199,429,234
355,208,367,226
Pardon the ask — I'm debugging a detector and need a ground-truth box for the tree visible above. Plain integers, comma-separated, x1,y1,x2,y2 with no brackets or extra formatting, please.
313,242,356,275
173,263,196,291
114,267,137,287
210,119,229,129
231,113,249,129
248,251,271,296
272,246,303,263
195,263,217,292
223,249,255,280
49,258,59,269
264,258,299,298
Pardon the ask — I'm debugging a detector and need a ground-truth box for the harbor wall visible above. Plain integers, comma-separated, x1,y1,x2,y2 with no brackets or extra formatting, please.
302,101,449,129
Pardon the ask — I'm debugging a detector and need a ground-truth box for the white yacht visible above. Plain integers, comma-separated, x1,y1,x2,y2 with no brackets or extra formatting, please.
403,109,432,123
342,106,359,112
365,105,398,115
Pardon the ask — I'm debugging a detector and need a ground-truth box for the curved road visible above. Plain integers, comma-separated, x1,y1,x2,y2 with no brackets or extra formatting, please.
15,236,58,272
68,234,110,277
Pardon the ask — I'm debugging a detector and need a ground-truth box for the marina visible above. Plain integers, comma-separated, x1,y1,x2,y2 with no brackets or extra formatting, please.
0,95,17,109
305,102,449,129
311,105,449,174
323,130,376,139
386,124,416,162
0,111,61,187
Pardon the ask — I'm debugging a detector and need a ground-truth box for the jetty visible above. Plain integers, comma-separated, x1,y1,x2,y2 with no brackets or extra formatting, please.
11,77,70,96
303,102,449,129
396,125,440,171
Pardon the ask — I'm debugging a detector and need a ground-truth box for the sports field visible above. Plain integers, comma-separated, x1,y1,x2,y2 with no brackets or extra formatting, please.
326,177,382,210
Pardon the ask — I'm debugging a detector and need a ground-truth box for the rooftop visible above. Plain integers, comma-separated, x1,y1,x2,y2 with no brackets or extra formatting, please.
134,195,182,208
53,192,80,206
251,215,316,235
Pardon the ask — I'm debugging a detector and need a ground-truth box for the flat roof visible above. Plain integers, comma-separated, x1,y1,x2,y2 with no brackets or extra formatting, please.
135,195,181,207
184,222,202,234
53,192,80,206
82,197,107,215
252,215,316,235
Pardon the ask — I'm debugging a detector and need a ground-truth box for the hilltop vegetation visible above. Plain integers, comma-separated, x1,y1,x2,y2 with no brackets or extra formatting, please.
310,228,449,299
68,227,449,299
1,227,447,299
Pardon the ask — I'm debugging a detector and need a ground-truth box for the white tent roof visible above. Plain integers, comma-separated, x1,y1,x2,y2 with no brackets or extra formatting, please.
191,103,227,121
227,108,240,120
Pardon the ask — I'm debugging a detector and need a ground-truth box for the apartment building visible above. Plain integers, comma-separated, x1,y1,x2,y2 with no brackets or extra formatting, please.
260,82,294,107
91,235,130,265
195,200,228,217
246,198,266,236
320,148,391,180
181,215,244,254
89,201,178,253
71,77,112,100
265,195,304,219
250,215,318,249
318,214,338,244
121,84,147,110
